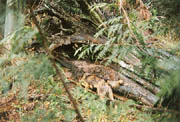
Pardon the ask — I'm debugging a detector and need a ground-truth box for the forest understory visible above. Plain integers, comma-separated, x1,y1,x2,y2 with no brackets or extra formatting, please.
0,0,180,121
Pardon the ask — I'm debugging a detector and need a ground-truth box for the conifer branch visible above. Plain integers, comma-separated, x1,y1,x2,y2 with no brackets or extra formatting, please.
29,7,84,122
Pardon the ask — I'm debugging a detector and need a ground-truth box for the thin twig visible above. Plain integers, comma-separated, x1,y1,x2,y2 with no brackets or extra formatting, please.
134,104,180,115
29,7,84,122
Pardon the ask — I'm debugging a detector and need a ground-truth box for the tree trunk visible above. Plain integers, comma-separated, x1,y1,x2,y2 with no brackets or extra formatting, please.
4,0,24,49
0,0,6,39
4,0,18,37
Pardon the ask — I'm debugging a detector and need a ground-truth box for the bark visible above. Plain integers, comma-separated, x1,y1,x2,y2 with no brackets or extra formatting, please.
28,1,180,106
3,0,24,49
115,73,159,106
111,63,160,94
56,58,159,106
4,0,18,37
0,0,6,38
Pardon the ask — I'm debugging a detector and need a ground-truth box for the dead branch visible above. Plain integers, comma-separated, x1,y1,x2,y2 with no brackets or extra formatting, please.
29,7,84,122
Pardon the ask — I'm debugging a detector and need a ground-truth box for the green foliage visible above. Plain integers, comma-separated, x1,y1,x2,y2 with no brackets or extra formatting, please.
75,1,161,77
0,54,55,95
75,1,180,121
157,58,180,98
19,77,157,122
21,77,67,121
1,26,38,54
154,0,180,16
45,0,82,15
0,0,180,121
21,108,57,122
153,0,180,40
73,86,154,122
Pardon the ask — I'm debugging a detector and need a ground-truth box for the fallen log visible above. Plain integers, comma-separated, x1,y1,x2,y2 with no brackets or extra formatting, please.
48,34,180,106
58,59,159,106
133,47,180,71
50,33,180,76
111,64,160,94
115,73,159,106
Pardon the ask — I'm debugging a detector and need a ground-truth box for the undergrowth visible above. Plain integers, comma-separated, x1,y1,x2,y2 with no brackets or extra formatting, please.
0,50,159,122
0,0,180,121
0,25,162,122
75,0,162,79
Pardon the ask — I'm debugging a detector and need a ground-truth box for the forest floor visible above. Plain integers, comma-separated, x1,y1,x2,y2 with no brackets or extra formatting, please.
1,1,180,122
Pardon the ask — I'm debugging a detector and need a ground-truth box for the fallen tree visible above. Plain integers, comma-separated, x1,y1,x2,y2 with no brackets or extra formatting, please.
49,32,180,106
24,0,180,107
69,60,160,106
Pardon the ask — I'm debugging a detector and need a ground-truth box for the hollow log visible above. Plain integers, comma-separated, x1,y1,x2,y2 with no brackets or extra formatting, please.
57,59,159,106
